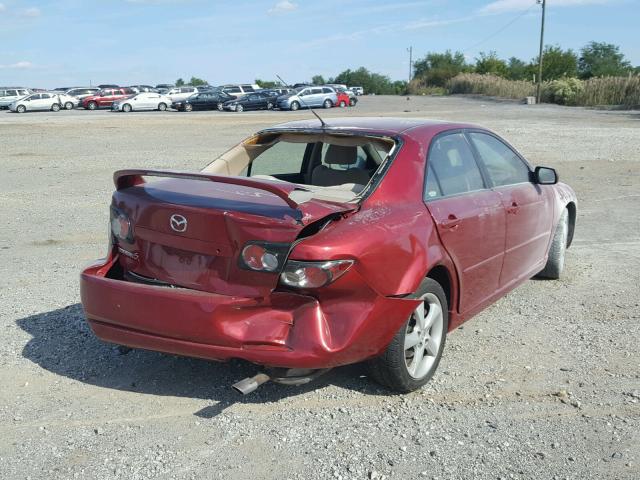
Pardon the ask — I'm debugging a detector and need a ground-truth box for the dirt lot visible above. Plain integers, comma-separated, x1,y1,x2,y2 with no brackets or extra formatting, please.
1,96,639,480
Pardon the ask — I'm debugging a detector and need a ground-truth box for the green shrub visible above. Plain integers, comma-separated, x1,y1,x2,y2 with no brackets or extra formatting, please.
542,78,584,105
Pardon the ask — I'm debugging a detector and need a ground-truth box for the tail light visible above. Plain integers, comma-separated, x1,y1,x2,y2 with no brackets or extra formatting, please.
239,242,290,272
110,206,134,243
279,260,353,289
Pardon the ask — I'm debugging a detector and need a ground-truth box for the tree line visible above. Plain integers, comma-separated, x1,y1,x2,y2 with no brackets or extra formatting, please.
173,41,636,97
412,41,637,88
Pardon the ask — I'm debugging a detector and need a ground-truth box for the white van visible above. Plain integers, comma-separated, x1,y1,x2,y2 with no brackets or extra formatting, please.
221,84,261,98
0,87,31,108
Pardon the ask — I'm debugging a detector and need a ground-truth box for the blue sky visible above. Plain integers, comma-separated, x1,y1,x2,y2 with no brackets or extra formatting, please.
0,0,638,87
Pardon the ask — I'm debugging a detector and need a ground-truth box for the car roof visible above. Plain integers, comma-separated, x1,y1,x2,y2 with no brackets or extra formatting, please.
266,117,480,136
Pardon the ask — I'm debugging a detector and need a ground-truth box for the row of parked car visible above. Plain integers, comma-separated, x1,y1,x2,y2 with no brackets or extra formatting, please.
0,83,364,114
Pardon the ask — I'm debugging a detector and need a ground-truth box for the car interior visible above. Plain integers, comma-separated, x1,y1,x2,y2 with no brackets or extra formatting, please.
202,132,396,202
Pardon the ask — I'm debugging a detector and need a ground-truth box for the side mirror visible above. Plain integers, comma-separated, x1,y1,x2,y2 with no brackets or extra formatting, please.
534,166,558,185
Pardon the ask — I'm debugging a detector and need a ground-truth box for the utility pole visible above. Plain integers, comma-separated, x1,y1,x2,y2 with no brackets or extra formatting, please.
407,46,413,84
536,0,546,104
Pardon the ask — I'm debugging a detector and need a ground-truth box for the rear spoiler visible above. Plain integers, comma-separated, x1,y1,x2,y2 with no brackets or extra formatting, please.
114,169,302,209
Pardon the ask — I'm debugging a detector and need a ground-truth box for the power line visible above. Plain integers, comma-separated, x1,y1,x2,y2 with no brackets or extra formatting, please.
462,2,539,54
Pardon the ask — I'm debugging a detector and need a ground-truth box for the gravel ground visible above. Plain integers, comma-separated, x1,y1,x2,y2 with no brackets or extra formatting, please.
1,96,639,480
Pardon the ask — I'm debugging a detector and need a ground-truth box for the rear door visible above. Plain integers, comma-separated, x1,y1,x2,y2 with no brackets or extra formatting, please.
467,131,554,286
424,132,506,315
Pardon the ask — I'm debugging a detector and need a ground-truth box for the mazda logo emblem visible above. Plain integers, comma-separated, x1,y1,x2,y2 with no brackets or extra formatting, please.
169,214,188,233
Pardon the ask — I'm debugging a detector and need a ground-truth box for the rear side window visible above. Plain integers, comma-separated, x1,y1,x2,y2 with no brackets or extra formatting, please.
426,133,485,198
249,141,309,177
241,85,255,92
311,88,322,94
322,87,333,94
468,133,530,187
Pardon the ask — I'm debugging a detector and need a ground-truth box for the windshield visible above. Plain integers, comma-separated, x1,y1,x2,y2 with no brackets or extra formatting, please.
202,132,397,203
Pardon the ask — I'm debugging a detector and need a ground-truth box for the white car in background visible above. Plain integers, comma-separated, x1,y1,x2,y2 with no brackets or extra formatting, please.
0,87,31,108
111,92,172,112
9,92,66,113
165,86,200,102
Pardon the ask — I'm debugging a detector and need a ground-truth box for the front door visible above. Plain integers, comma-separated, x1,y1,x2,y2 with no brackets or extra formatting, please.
467,132,554,286
424,132,506,315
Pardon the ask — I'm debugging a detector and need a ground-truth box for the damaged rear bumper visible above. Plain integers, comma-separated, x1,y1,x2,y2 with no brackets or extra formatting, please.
80,256,419,369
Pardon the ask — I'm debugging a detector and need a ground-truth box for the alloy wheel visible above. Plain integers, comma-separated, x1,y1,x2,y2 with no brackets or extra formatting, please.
404,293,444,379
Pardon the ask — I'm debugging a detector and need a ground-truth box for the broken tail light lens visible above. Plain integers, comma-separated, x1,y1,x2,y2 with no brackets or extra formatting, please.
110,206,134,243
240,242,290,272
279,260,354,289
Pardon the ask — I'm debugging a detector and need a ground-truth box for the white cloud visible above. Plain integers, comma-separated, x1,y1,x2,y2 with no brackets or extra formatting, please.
268,0,298,14
20,7,41,17
0,61,34,69
480,0,614,15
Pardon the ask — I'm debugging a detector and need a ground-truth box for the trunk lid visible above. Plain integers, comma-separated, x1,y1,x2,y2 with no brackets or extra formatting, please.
112,169,354,297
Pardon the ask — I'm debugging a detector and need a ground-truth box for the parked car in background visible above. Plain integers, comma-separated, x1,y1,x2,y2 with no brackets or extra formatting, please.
56,92,80,110
351,86,364,95
221,84,261,98
129,85,159,93
166,86,201,102
65,87,100,107
335,90,351,108
265,87,292,96
82,88,136,110
0,87,30,109
336,87,358,107
223,91,276,112
156,84,174,90
173,90,236,112
112,92,172,112
98,84,119,89
9,92,64,113
80,117,577,393
277,86,337,111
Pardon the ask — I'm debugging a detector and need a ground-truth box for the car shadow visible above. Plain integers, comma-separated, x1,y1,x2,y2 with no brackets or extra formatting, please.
17,304,393,418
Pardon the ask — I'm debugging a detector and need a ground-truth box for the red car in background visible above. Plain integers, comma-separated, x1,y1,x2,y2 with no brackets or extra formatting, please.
82,87,136,110
335,91,352,108
80,118,577,393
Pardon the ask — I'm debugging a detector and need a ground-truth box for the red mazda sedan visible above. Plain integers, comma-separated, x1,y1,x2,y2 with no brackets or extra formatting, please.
80,118,577,393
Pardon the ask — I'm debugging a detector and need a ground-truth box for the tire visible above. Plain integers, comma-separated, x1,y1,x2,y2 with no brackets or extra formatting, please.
349,98,357,107
537,209,568,279
217,102,223,111
323,99,333,109
339,101,346,108
290,101,300,111
16,105,26,113
87,101,97,110
122,103,132,113
368,278,448,393
51,103,61,112
184,103,193,112
64,102,74,110
158,102,167,111
236,104,244,112
267,102,274,110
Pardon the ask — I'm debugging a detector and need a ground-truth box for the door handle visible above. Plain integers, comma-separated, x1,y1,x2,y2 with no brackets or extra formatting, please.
441,214,461,229
507,201,520,214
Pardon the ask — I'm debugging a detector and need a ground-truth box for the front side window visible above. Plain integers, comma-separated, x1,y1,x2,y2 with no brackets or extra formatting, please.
241,85,255,92
426,133,485,198
41,93,51,99
468,132,530,187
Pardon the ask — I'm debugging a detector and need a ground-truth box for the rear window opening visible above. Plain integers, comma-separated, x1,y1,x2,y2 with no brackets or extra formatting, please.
202,132,397,203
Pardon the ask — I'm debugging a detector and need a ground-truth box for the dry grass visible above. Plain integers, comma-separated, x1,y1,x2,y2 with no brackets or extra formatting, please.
446,73,640,107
